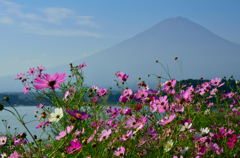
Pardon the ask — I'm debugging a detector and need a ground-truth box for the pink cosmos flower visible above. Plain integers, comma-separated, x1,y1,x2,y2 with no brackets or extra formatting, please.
36,103,44,108
66,140,82,154
162,79,176,94
119,131,132,142
35,122,44,129
33,72,66,90
158,113,176,125
87,130,97,143
115,71,124,79
23,84,30,94
92,97,98,103
35,121,50,130
98,129,112,141
78,62,87,69
119,95,129,103
119,74,130,83
15,73,25,80
97,88,107,97
27,67,36,76
35,72,42,78
122,108,132,115
226,134,237,149
114,147,125,157
134,89,148,102
56,126,74,140
111,107,121,117
37,65,45,72
9,151,22,158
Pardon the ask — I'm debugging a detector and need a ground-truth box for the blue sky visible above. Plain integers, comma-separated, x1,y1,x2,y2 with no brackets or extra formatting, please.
0,0,240,77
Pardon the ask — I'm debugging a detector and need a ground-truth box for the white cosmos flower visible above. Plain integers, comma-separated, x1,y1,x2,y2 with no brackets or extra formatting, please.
179,122,192,132
165,140,174,152
180,146,189,154
49,108,63,122
200,127,210,135
1,153,7,158
204,109,210,115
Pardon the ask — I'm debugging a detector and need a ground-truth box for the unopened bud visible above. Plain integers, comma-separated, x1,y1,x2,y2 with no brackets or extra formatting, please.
174,57,178,61
4,96,9,102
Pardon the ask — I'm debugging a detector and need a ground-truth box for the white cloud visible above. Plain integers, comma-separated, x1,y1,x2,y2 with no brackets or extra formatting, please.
75,16,99,28
0,0,102,37
7,57,40,65
20,22,102,37
0,16,14,25
21,59,40,65
40,7,73,24
7,58,20,64
40,53,48,57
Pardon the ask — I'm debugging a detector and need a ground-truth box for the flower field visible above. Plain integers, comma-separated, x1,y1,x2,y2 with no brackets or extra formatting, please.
0,60,239,158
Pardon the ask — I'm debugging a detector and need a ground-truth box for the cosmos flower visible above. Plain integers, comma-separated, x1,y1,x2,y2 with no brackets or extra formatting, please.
27,67,35,76
165,140,174,152
179,122,192,132
66,109,91,120
200,127,210,135
158,113,176,125
56,126,74,140
23,84,30,94
34,72,66,90
49,108,63,122
98,129,111,141
78,62,87,69
114,147,125,157
226,134,237,149
0,136,7,145
66,140,82,154
15,73,25,80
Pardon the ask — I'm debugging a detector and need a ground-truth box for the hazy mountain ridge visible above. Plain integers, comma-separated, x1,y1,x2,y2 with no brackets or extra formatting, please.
1,17,239,92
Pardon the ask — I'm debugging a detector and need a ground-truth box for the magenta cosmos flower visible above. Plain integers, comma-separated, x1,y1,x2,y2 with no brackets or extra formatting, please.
66,109,91,120
226,134,237,149
66,140,82,154
33,72,66,90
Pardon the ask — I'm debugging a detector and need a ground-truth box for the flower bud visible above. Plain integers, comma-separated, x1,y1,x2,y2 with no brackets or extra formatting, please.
4,96,9,102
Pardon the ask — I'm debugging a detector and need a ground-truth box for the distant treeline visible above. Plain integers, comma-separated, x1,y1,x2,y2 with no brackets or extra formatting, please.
0,78,238,106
